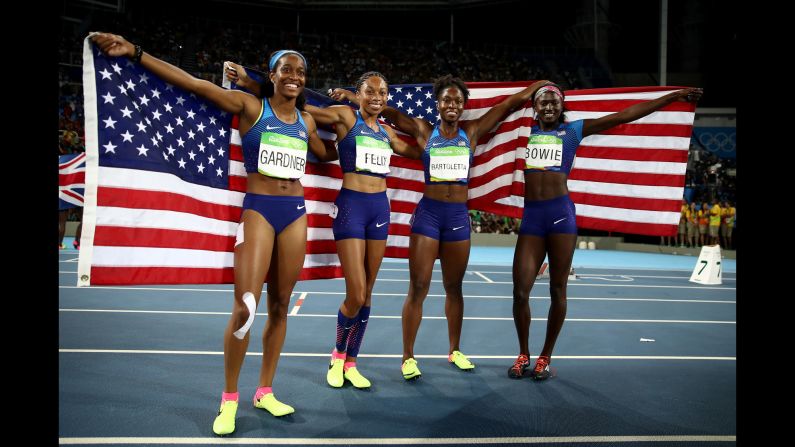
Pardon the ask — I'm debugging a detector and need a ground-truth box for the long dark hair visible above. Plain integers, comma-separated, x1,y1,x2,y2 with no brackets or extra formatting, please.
260,51,307,111
433,74,469,103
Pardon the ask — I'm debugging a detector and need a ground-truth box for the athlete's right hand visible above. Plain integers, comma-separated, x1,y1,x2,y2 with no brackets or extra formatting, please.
90,32,135,58
328,88,355,103
224,61,250,86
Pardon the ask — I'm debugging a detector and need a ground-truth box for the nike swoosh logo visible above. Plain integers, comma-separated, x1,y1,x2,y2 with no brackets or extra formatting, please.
376,222,387,228
361,319,368,322
553,217,567,224
297,205,305,209
361,131,372,135
452,226,465,231
266,125,281,130
432,142,442,146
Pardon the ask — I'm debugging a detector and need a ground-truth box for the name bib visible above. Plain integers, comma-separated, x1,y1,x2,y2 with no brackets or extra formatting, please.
524,134,563,170
258,132,307,179
429,146,470,182
355,135,391,174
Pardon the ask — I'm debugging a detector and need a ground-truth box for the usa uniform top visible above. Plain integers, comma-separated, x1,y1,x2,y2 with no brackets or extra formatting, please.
523,120,584,176
337,111,393,178
241,98,309,179
422,127,472,185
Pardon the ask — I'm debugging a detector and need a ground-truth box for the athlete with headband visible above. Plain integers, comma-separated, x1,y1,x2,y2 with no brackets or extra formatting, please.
91,34,338,435
508,83,703,380
330,76,551,380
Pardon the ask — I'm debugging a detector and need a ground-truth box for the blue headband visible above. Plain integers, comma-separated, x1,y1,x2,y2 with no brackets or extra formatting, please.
269,50,308,72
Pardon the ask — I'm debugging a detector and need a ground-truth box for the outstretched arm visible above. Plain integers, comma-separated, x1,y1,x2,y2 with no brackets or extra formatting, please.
582,87,703,137
465,80,550,142
91,33,255,116
302,112,339,162
382,125,422,160
329,88,433,143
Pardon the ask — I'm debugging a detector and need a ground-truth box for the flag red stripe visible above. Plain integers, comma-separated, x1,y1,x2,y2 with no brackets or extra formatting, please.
60,173,86,185
90,266,234,285
576,216,678,236
94,226,234,251
568,170,684,187
576,146,688,163
97,187,242,222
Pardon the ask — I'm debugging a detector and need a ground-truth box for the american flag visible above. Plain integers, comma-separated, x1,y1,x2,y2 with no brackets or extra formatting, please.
78,36,695,286
59,152,86,210
382,82,697,237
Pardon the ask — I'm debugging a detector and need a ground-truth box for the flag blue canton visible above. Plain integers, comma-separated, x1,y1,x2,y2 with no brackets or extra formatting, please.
385,84,439,123
92,47,233,189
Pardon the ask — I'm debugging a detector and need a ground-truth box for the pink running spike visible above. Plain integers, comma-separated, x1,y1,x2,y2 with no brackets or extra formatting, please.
221,391,239,403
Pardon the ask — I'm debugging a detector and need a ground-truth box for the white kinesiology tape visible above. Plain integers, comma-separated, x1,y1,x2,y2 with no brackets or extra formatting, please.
235,222,245,247
232,292,256,339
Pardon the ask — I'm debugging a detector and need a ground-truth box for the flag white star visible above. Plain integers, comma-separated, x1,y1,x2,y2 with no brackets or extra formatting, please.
199,103,207,111
207,154,216,165
166,145,176,156
155,131,163,142
395,87,403,93
102,141,117,153
111,63,122,74
396,100,404,108
151,88,160,99
176,137,185,147
426,106,433,114
406,93,413,100
417,114,424,119
120,106,133,118
164,103,173,113
176,96,186,105
415,99,422,107
187,130,196,140
121,130,134,142
216,167,224,177
102,92,116,104
138,95,150,106
178,158,186,168
103,116,117,129
136,144,149,156
145,117,151,126
175,117,184,126
425,92,432,99
132,101,140,111
218,128,227,137
207,135,216,145
99,68,113,80
196,122,206,133
387,94,393,101
186,110,196,120
217,147,226,157
165,83,174,92
197,142,205,152
209,116,217,125
165,123,174,134
117,84,128,95
220,111,228,117
162,152,169,161
139,73,149,84
188,150,197,160
125,79,136,91
415,86,423,91
150,136,159,147
152,110,162,121
197,162,205,174
407,107,414,115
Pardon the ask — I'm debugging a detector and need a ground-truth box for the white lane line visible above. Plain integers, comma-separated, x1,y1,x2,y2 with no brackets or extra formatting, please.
472,271,493,283
59,308,735,324
57,349,737,361
58,287,735,304
289,292,308,316
58,435,737,445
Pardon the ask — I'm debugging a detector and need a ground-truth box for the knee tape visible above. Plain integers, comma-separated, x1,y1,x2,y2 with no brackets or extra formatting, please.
235,222,244,248
232,292,256,339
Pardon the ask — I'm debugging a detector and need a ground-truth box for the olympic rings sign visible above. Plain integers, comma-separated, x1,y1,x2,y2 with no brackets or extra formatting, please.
695,129,736,155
